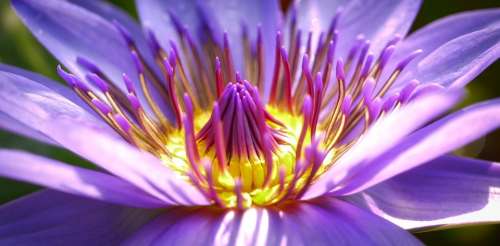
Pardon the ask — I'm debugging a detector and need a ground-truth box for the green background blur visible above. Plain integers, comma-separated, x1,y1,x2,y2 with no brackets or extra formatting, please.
0,0,499,245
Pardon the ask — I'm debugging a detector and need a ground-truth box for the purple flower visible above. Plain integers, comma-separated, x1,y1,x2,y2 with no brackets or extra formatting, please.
1,0,500,244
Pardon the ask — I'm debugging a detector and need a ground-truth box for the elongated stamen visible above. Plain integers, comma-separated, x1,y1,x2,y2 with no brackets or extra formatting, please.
295,139,325,198
270,32,282,104
280,47,293,111
311,73,324,138
290,29,302,82
296,96,312,160
215,57,224,97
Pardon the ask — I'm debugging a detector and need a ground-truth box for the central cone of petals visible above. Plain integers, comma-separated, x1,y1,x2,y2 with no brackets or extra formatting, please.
57,7,425,208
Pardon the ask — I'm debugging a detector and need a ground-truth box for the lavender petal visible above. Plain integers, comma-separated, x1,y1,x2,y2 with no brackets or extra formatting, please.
0,149,165,208
333,98,500,195
125,197,421,245
292,0,421,57
348,155,500,231
135,0,221,51
392,9,500,89
11,0,139,92
0,190,158,245
0,68,116,139
0,112,57,146
0,63,93,113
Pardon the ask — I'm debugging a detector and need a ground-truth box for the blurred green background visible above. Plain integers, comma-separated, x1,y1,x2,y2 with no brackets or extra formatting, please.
0,0,499,245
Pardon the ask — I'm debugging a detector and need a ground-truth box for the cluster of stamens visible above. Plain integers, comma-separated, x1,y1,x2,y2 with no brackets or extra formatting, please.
57,8,425,208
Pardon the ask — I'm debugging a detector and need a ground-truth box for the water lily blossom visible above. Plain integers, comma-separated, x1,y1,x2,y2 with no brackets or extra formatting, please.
1,0,500,244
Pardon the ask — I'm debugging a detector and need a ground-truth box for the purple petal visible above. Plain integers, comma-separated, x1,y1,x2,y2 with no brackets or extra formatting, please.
0,63,92,113
0,68,115,140
0,190,158,245
0,68,114,137
11,0,139,88
125,197,421,245
333,98,500,195
303,89,463,200
0,149,164,208
339,0,421,55
0,65,208,206
0,112,57,146
53,123,210,206
348,155,500,231
393,9,500,88
135,0,221,49
293,0,421,56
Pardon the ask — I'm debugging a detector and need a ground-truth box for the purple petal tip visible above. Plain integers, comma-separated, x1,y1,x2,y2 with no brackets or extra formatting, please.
397,49,423,71
382,93,400,112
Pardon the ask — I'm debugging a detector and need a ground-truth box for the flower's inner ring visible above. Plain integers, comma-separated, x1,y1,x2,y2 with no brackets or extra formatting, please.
57,7,425,208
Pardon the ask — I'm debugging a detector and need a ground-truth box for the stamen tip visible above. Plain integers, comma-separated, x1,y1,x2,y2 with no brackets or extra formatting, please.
130,50,144,74
168,49,177,67
145,29,161,54
86,73,109,93
380,45,396,67
400,79,420,103
91,98,111,115
362,77,376,101
122,73,135,94
126,93,140,111
112,20,134,46
280,46,289,60
341,94,352,115
162,57,174,76
382,93,400,112
114,114,131,133
215,56,221,68
397,49,423,71
336,59,345,81
76,57,100,73
56,65,76,87
73,76,90,92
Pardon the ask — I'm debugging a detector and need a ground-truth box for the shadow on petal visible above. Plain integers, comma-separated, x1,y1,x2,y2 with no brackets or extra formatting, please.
125,197,421,245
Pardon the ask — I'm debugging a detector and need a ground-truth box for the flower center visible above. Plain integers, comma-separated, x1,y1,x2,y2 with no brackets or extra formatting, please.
168,80,311,207
57,7,425,208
